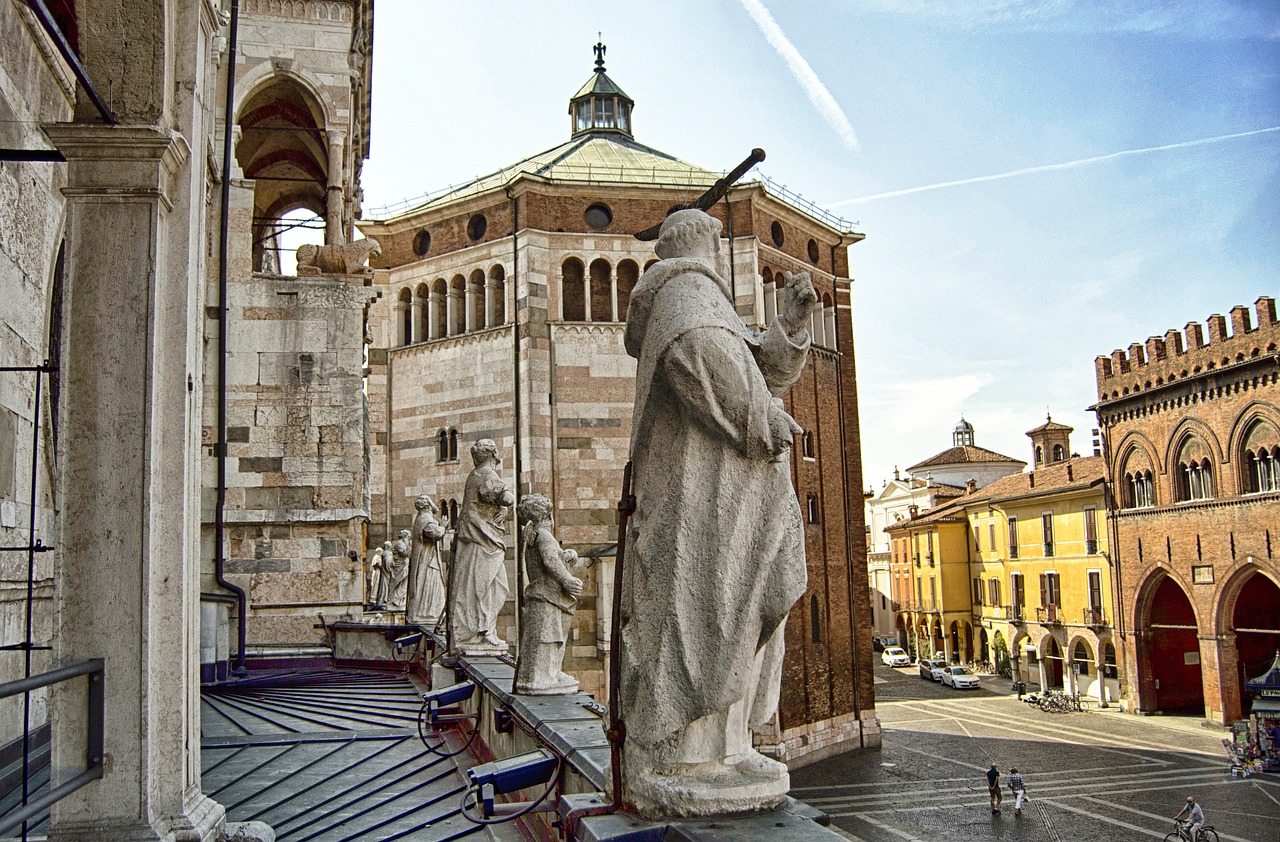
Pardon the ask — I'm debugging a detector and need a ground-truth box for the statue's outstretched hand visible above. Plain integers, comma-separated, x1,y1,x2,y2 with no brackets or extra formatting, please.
778,271,818,339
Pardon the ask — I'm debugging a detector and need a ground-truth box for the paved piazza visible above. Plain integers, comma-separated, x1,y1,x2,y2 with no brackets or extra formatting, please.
791,663,1280,841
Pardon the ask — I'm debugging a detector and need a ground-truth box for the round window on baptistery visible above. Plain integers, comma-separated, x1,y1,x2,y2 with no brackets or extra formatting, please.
585,203,613,230
467,214,488,241
770,221,784,248
807,238,819,264
413,229,431,256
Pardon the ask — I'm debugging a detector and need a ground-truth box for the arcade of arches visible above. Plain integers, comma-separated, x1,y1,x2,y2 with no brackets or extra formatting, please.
1132,571,1280,721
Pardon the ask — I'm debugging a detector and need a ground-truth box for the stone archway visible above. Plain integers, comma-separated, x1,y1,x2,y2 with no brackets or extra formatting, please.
1230,571,1280,716
1144,576,1204,714
1040,635,1066,690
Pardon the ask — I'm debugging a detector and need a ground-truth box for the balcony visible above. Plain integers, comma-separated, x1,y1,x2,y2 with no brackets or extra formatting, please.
1005,605,1025,624
1036,605,1063,625
1083,607,1107,627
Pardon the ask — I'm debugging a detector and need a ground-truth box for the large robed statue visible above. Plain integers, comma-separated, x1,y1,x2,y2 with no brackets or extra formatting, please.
619,208,816,817
448,439,514,653
405,496,446,628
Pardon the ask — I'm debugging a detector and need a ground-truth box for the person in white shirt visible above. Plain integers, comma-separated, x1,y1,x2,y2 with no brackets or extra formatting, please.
1174,795,1205,840
1007,767,1027,816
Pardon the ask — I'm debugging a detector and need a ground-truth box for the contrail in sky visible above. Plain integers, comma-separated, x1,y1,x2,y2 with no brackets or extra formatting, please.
831,126,1280,205
738,0,860,151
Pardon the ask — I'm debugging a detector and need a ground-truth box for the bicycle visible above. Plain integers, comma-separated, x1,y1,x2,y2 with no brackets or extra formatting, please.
1164,819,1218,842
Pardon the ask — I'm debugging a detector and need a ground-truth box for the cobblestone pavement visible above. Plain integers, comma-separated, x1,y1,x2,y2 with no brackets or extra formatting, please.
790,663,1280,842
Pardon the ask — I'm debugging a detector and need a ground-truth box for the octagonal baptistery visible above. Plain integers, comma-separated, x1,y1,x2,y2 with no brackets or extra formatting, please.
358,44,878,766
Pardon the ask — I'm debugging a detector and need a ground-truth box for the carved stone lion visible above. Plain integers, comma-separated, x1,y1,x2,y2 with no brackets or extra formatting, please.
296,237,381,275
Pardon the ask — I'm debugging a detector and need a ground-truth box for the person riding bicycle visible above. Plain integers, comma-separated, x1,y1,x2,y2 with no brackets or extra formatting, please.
1173,795,1204,841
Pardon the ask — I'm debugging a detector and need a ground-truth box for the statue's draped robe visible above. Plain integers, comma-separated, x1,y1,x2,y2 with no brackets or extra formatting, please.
620,257,809,748
450,464,511,641
386,537,410,609
406,510,446,626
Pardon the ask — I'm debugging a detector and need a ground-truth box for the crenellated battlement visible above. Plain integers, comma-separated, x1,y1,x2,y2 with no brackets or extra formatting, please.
1095,296,1279,401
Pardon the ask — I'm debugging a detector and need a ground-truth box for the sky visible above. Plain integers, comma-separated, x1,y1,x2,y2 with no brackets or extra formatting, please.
356,0,1280,490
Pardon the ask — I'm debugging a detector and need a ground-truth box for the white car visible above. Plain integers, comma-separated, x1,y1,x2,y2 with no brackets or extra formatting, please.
941,666,981,689
881,646,910,667
930,662,949,682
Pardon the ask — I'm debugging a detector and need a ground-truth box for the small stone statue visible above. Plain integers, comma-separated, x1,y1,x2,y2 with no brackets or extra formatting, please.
618,208,815,818
367,546,387,607
383,532,410,610
295,237,381,275
405,496,447,628
448,439,514,654
513,494,585,695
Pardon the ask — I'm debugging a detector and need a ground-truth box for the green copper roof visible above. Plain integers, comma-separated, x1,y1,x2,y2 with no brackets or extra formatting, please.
571,70,632,103
374,133,719,219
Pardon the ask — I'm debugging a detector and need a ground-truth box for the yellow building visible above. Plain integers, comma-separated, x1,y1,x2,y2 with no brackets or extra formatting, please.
887,418,1120,705
964,420,1118,704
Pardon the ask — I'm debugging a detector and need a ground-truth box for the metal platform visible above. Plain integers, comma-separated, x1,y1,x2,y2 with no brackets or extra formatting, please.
201,667,488,841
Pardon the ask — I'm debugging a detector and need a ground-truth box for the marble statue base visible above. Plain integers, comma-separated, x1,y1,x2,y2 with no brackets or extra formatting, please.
515,671,579,696
453,634,509,656
623,750,790,819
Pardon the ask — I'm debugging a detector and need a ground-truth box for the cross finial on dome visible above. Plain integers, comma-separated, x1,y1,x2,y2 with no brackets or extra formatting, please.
594,39,606,72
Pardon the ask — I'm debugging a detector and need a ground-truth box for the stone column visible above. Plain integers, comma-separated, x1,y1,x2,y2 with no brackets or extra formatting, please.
43,124,224,840
582,275,591,321
410,298,423,344
1200,632,1239,725
325,130,345,246
610,277,619,322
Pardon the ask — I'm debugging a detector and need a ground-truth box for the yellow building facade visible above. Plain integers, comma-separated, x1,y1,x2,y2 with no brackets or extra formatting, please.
887,420,1122,705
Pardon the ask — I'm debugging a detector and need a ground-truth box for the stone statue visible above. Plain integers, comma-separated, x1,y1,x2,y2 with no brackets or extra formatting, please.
405,496,447,628
513,494,585,695
618,208,816,817
367,546,387,607
295,237,381,275
448,439,514,654
383,532,410,610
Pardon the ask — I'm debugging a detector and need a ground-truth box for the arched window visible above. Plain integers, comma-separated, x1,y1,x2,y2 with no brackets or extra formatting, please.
801,431,815,459
448,275,466,336
589,258,613,321
1120,447,1156,509
616,260,639,322
810,594,822,645
1241,420,1280,494
437,429,449,462
413,283,429,343
762,268,776,326
430,279,447,339
1052,444,1065,462
439,499,450,527
396,288,412,346
1102,641,1117,679
487,265,506,327
468,269,486,332
806,494,820,524
448,428,459,462
561,258,585,321
1175,437,1214,502
1035,445,1043,465
822,294,836,349
810,298,824,347
449,499,458,525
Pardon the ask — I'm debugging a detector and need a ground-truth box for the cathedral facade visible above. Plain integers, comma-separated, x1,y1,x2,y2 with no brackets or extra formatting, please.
359,50,879,764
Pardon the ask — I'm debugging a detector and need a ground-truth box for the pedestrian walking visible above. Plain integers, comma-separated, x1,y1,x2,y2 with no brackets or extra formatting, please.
1008,767,1027,816
986,763,1002,813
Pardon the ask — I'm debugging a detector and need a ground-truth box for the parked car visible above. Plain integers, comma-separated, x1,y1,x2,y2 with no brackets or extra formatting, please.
918,658,943,679
930,662,950,682
941,666,981,689
881,646,911,667
872,635,899,653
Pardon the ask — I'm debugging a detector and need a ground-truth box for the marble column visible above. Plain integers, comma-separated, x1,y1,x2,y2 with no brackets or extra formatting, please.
43,123,223,841
325,130,345,246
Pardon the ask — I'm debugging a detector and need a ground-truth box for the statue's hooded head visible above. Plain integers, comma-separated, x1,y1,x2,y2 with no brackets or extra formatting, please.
471,438,500,467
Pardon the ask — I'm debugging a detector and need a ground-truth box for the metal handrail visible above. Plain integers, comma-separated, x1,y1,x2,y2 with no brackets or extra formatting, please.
0,659,104,836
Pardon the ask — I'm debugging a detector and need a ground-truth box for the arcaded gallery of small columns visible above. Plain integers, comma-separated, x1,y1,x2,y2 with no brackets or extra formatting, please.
391,255,842,349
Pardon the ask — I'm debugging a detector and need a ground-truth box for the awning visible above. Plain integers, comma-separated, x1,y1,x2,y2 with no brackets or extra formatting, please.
1250,698,1280,715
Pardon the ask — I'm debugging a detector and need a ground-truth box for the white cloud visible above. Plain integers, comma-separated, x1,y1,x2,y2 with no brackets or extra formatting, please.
737,0,860,151
831,126,1280,205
